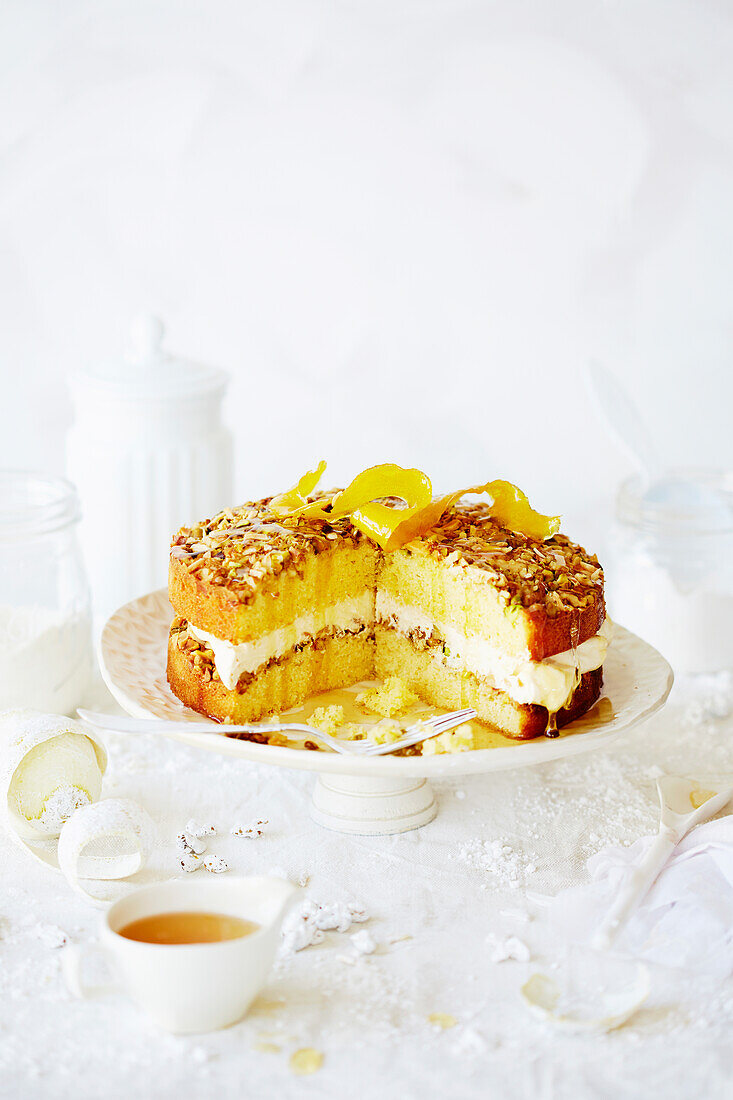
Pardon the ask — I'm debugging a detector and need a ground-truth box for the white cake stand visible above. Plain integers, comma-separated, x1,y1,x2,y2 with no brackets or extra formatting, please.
98,590,674,836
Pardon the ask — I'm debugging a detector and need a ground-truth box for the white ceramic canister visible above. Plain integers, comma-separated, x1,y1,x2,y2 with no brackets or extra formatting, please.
67,315,233,619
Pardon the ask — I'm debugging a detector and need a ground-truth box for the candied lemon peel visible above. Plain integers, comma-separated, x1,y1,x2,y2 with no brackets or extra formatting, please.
269,462,560,549
269,460,327,516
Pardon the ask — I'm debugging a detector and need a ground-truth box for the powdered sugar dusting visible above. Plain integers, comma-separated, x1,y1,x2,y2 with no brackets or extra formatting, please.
454,837,537,889
38,786,91,832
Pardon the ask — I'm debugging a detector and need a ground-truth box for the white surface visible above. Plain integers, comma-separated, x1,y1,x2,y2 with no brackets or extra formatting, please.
98,588,674,778
2,672,733,1098
1,1,733,539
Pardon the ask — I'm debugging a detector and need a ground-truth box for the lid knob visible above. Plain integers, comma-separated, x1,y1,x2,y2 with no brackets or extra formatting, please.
126,314,165,366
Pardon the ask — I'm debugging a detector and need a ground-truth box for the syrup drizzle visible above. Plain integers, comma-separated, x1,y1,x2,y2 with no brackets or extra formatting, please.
544,611,582,739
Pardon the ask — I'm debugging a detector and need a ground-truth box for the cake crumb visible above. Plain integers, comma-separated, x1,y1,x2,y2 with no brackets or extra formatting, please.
35,923,69,949
372,719,404,744
357,677,418,718
421,724,475,755
309,705,346,734
289,1048,323,1075
428,1013,457,1030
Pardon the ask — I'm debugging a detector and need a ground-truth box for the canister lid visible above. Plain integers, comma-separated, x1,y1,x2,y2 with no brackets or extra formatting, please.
70,314,229,401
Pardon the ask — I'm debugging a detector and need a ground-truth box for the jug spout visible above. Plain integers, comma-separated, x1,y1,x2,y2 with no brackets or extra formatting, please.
256,876,300,925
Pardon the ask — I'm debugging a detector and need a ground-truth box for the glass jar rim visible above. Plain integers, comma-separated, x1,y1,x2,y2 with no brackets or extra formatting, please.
0,470,81,541
616,467,733,536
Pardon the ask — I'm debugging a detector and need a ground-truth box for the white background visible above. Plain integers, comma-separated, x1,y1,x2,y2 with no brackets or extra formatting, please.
1,0,732,541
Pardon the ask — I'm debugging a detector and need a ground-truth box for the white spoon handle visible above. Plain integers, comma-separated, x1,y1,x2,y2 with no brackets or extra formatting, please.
591,828,677,951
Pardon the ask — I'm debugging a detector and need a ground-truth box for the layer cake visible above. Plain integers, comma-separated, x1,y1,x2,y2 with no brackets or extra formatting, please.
167,469,607,747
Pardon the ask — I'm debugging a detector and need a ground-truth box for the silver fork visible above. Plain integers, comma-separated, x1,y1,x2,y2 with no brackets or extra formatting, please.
77,707,477,757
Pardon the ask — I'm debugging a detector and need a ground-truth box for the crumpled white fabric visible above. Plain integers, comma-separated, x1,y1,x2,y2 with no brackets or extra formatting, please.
541,814,733,978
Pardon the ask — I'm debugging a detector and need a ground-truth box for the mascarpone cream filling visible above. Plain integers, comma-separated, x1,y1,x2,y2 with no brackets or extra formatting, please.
376,591,612,713
188,594,374,690
187,590,610,713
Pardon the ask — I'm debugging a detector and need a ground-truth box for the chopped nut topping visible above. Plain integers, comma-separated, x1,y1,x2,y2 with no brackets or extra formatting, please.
171,497,602,618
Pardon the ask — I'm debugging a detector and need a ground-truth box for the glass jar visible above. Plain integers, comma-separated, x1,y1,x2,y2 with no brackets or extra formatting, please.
0,471,92,713
605,469,733,674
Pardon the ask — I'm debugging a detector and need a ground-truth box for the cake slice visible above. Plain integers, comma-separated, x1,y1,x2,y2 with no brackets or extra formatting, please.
167,471,608,745
167,495,379,726
375,501,607,739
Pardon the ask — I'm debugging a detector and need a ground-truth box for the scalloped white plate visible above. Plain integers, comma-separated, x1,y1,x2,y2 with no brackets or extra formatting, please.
98,589,673,780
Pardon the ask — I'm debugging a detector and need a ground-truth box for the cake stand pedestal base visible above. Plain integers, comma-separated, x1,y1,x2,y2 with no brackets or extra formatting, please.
310,774,437,835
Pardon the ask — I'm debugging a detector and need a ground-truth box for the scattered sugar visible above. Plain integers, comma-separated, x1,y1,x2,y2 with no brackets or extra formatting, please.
455,837,537,889
38,786,91,832
314,901,368,932
499,908,532,923
34,924,69,949
487,934,530,963
350,930,377,955
450,1027,487,1056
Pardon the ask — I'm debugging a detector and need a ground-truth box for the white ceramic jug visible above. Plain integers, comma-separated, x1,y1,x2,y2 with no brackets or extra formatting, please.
67,315,233,619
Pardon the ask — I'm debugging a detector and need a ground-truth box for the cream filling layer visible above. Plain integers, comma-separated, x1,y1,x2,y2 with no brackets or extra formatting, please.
188,594,374,690
376,591,612,713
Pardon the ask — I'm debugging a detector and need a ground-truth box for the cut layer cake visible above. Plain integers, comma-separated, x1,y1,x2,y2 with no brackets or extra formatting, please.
167,464,608,746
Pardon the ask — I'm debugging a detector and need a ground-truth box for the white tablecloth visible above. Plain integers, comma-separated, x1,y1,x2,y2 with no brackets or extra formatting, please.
2,673,733,1100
